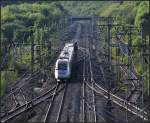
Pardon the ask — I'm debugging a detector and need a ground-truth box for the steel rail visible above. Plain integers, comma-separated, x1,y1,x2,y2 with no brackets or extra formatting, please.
88,23,97,122
19,88,28,104
11,89,19,107
81,23,99,122
2,71,40,99
1,84,60,122
84,100,106,122
82,56,86,122
85,82,126,122
86,54,92,121
81,23,89,122
56,83,68,122
119,66,141,103
85,81,148,120
43,83,60,122
85,28,93,122
1,72,31,99
3,61,53,98
89,52,97,122
85,99,124,122
88,50,97,122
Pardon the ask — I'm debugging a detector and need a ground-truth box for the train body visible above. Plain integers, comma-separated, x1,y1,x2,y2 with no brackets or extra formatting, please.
54,42,78,81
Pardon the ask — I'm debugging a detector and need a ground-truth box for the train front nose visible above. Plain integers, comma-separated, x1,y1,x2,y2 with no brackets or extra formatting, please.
58,70,69,78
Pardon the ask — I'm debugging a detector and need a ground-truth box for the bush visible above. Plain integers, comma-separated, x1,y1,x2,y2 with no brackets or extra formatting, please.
1,71,18,96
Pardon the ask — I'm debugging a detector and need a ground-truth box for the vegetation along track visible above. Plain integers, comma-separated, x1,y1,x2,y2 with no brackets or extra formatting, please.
1,16,149,122
81,22,149,122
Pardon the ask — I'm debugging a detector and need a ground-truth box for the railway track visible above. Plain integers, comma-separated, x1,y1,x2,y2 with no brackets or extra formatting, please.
117,65,142,104
86,81,149,121
81,22,119,122
1,75,40,116
87,47,97,122
81,56,85,122
84,55,97,122
1,19,149,122
1,61,55,118
2,70,42,101
11,88,28,109
1,83,65,122
43,82,68,122
1,88,29,117
1,22,81,122
43,83,68,122
81,25,104,122
81,22,149,121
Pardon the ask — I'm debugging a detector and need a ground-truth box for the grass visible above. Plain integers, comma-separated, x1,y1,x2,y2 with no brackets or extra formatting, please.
1,71,18,96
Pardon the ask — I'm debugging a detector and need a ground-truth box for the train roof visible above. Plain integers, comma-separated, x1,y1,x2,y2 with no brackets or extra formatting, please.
58,43,74,61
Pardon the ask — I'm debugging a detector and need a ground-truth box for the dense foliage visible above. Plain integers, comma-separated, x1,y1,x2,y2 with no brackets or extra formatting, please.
1,1,149,96
97,1,149,94
1,2,62,41
60,1,107,16
60,1,149,95
1,2,66,96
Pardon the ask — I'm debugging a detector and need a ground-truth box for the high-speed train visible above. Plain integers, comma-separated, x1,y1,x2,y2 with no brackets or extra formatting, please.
54,42,78,81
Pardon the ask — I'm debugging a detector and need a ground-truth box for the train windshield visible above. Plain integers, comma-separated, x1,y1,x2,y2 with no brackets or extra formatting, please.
58,62,68,70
